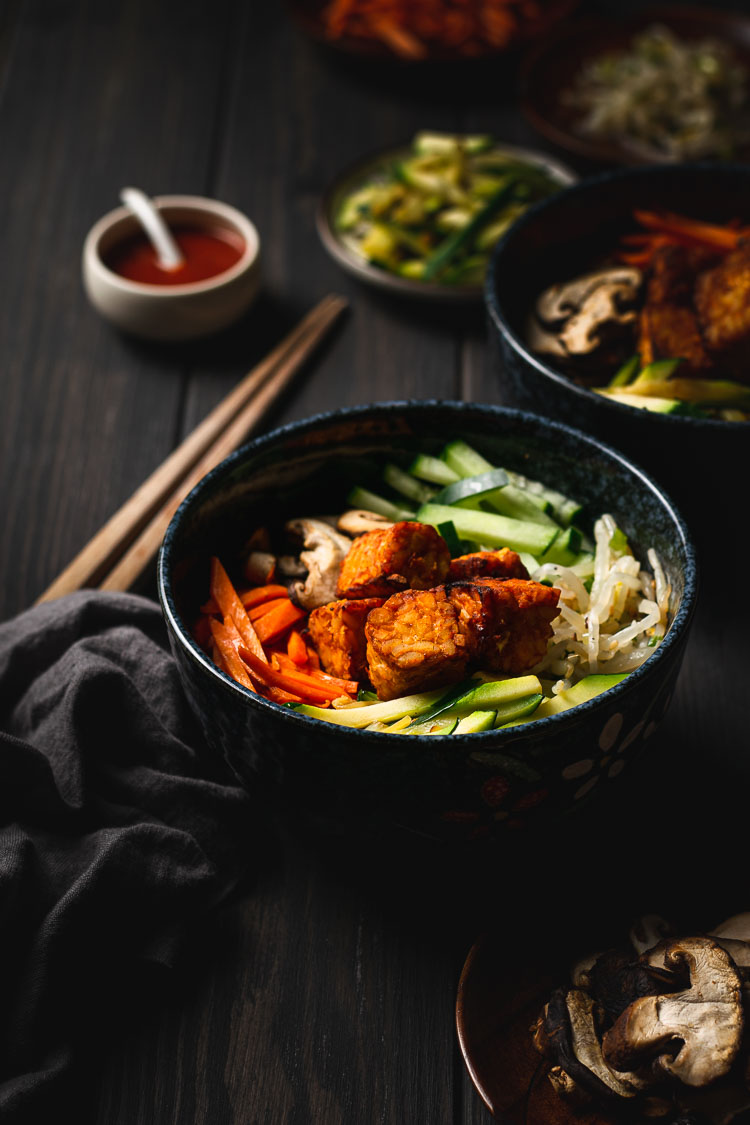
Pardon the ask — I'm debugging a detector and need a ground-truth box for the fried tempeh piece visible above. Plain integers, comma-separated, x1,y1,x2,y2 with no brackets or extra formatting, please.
694,242,750,381
307,597,385,681
336,520,450,600
638,245,717,374
477,578,560,675
448,548,529,582
364,578,560,700
365,587,477,700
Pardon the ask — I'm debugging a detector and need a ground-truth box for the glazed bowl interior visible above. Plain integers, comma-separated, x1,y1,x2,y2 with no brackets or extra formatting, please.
484,164,750,533
159,401,697,840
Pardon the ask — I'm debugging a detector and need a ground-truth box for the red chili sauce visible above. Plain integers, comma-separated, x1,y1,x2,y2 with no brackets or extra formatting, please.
105,223,245,285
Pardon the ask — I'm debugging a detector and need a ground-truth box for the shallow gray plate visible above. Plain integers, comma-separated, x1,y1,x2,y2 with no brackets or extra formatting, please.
317,142,578,302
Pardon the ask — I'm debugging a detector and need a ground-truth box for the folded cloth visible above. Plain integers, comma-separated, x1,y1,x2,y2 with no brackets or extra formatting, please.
0,591,253,1123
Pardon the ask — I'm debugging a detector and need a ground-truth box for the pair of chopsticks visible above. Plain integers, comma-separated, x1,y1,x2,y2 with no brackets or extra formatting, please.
35,294,348,604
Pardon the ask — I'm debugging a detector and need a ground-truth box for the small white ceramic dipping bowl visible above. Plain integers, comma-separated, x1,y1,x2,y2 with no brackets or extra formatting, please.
82,195,261,341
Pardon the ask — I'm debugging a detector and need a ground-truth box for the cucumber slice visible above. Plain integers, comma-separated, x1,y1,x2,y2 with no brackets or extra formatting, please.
432,468,509,505
441,440,493,477
408,454,460,486
347,486,415,521
538,526,583,567
436,520,462,557
293,687,448,728
383,463,436,505
454,710,496,734
416,503,558,556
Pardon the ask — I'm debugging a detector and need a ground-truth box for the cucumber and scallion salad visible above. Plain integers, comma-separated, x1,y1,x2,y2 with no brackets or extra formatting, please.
334,132,571,287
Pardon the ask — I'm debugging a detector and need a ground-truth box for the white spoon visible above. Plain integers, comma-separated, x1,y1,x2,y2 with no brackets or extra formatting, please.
119,186,185,271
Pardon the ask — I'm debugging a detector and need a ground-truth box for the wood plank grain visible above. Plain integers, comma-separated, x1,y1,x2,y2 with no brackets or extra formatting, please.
0,0,235,618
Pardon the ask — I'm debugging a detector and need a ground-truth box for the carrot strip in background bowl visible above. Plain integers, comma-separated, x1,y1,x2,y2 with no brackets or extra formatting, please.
632,211,749,251
209,556,268,663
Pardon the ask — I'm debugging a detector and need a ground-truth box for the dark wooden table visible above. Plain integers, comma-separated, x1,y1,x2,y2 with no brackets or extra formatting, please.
1,2,746,1122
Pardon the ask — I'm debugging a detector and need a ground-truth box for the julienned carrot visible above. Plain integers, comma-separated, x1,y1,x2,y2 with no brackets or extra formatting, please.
306,645,321,669
209,557,267,663
248,597,292,623
287,630,309,666
633,210,746,251
272,650,358,694
210,619,256,692
238,646,350,705
193,614,213,650
243,584,289,607
253,599,307,644
215,618,303,702
200,584,290,616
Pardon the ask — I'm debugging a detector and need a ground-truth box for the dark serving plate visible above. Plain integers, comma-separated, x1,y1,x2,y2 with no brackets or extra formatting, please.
520,5,750,166
485,162,750,547
158,401,697,843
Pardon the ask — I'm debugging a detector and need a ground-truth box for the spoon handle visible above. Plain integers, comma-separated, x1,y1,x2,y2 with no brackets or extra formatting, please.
120,186,185,270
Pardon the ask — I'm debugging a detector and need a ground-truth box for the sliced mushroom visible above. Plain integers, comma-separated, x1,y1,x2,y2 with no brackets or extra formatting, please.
536,268,643,327
277,555,308,578
711,914,750,943
244,550,276,585
285,518,352,610
337,509,395,536
559,284,638,355
531,267,643,358
541,987,652,1104
630,915,673,956
589,948,685,1023
603,938,744,1088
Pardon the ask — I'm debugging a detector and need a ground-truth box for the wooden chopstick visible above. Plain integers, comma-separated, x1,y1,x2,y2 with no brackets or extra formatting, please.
36,294,348,603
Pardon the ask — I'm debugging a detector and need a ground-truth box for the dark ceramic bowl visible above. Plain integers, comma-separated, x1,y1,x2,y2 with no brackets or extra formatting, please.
484,163,750,543
158,401,697,842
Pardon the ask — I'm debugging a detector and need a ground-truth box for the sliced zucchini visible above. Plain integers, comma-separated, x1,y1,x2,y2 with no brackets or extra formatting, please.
402,715,459,736
293,687,449,728
454,710,497,734
608,354,641,387
594,389,685,414
448,675,543,713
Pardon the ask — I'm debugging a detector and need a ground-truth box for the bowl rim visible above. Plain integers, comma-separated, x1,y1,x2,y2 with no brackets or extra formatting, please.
158,400,698,746
316,139,578,303
82,194,261,297
485,161,750,431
